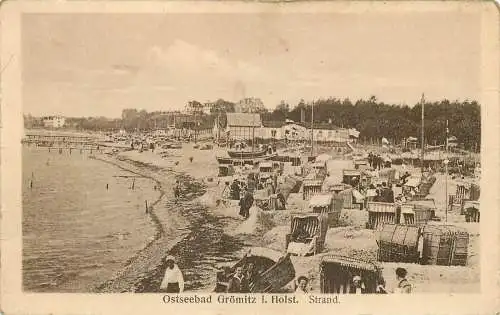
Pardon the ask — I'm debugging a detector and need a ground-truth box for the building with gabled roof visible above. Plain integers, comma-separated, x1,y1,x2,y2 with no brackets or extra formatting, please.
225,113,262,140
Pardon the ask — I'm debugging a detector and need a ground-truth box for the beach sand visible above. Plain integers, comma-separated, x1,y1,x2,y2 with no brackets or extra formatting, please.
93,143,480,293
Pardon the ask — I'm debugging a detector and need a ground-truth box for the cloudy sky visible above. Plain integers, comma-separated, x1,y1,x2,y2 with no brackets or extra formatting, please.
22,11,481,118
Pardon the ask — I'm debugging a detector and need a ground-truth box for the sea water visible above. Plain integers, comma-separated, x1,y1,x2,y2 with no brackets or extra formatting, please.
22,147,160,292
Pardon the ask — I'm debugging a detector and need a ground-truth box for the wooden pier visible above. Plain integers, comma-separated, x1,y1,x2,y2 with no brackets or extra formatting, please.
22,133,103,153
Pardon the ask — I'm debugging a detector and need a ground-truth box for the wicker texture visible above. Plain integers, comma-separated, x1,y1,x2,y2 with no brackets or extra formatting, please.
400,203,435,226
366,202,399,230
309,194,341,227
303,181,323,200
214,252,295,293
286,213,328,255
340,188,355,209
422,225,469,266
253,254,296,292
377,224,421,263
320,255,382,294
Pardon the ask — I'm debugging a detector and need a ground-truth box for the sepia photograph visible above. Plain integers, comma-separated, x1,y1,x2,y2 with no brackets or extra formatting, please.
1,1,499,314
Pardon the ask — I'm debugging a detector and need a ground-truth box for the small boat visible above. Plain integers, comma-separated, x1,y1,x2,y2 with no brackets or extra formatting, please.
214,247,295,293
227,147,269,159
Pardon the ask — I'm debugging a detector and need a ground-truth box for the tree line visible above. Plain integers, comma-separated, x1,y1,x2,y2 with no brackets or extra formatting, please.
24,96,480,151
264,96,480,151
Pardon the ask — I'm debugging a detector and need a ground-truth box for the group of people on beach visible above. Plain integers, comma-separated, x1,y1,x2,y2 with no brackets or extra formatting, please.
368,152,389,170
224,170,286,219
294,267,412,294
366,182,395,203
159,252,413,294
226,264,262,293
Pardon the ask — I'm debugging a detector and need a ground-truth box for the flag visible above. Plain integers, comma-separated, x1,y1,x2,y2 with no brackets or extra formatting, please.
348,128,360,138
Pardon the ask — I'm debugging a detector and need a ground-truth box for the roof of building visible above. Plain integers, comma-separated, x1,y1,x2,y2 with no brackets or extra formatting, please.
262,120,285,128
226,113,262,127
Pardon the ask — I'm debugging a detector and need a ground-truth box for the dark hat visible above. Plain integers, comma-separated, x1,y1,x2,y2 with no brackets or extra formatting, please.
297,276,309,283
395,267,407,278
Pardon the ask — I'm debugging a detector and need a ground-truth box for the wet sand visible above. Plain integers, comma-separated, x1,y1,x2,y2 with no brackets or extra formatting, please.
95,145,259,292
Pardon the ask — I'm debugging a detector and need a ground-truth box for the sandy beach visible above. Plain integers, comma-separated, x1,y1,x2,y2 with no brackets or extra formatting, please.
87,142,480,294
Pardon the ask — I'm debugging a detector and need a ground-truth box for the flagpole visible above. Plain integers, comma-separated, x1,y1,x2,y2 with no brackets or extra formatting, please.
420,93,425,176
445,119,449,223
311,102,314,157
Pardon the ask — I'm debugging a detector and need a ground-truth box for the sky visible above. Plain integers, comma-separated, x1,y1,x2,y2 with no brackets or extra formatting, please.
22,11,481,118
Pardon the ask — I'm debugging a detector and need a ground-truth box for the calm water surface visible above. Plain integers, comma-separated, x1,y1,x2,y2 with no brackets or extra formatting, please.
22,147,160,292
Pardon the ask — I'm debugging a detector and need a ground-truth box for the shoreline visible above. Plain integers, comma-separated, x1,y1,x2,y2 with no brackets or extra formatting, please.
22,146,162,292
93,151,214,293
93,155,168,239
23,142,481,294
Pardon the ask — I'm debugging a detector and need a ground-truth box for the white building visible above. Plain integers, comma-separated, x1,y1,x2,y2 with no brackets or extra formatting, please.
257,121,286,140
214,115,358,143
42,116,65,128
282,121,353,143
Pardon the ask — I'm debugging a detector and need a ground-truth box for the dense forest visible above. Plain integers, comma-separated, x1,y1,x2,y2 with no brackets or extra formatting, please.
24,96,480,151
263,97,480,150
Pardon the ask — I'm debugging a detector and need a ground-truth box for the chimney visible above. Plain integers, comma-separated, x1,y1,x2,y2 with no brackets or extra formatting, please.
301,108,305,124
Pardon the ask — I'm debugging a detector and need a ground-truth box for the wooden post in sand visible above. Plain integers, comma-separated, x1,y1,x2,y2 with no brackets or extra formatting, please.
145,200,149,213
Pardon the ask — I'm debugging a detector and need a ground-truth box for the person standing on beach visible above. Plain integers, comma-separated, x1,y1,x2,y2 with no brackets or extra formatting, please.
160,255,185,293
239,190,254,219
230,180,241,200
173,180,181,202
247,174,256,194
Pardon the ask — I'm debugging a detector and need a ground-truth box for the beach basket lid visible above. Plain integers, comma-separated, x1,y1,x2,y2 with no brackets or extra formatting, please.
423,224,468,235
320,255,379,272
